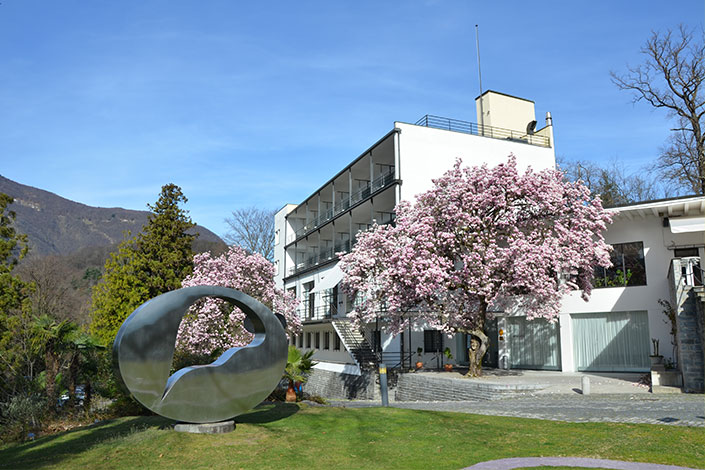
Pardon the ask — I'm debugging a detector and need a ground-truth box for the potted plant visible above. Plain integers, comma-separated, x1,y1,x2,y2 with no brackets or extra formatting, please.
284,345,316,402
443,347,453,371
415,347,423,369
649,338,663,366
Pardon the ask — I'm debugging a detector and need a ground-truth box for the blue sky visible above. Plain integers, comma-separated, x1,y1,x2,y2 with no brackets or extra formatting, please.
0,1,702,238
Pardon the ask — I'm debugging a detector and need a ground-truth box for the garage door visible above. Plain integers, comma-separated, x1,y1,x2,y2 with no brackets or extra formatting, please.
572,311,650,372
507,316,561,370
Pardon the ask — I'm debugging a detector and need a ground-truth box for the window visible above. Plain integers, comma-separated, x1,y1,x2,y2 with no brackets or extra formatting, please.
306,332,311,348
302,282,315,319
424,330,443,353
298,334,303,348
594,241,647,287
334,332,341,351
275,229,280,245
674,247,699,258
274,260,280,276
371,330,382,353
324,332,330,350
315,332,320,349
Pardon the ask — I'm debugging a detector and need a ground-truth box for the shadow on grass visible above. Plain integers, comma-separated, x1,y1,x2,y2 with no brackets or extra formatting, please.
235,402,300,424
0,416,173,470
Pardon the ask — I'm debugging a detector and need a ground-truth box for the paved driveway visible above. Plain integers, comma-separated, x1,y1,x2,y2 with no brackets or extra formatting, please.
330,394,705,427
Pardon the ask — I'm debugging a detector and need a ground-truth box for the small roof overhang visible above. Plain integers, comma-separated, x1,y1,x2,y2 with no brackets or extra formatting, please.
608,195,705,221
669,216,705,233
311,264,344,293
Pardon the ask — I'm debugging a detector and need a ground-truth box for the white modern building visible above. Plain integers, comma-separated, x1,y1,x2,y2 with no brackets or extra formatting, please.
273,90,704,393
496,196,704,391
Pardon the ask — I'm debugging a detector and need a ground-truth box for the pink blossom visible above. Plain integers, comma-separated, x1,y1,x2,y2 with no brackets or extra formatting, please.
339,156,612,335
176,246,300,356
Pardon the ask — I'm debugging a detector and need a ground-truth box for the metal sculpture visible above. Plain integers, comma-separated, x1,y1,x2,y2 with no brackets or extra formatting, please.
113,285,287,423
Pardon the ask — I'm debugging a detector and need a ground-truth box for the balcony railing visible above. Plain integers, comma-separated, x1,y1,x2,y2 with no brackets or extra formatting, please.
287,168,396,243
297,302,338,322
287,239,351,276
415,115,551,148
286,213,396,278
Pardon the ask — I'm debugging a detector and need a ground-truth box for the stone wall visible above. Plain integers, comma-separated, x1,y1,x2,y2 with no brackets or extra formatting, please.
303,367,549,402
670,259,705,393
394,373,540,401
303,368,379,400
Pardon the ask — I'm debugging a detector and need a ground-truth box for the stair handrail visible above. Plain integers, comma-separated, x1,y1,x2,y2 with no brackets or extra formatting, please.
333,320,379,369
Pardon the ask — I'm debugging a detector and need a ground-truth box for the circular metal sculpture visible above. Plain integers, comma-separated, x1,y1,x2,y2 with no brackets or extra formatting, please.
113,286,287,423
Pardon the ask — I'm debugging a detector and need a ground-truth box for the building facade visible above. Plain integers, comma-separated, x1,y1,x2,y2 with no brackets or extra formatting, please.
274,90,556,377
274,91,704,393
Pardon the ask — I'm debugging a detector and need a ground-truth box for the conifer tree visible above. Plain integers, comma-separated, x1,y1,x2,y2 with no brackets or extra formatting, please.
91,184,196,344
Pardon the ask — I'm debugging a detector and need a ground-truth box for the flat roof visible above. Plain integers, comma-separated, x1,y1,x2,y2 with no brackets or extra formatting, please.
475,89,535,103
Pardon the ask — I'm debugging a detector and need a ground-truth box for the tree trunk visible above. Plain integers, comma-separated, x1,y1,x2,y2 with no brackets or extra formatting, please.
67,353,79,408
466,328,489,377
465,303,488,378
45,350,59,412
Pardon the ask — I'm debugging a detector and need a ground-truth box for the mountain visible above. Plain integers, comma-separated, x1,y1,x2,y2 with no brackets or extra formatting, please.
0,175,225,257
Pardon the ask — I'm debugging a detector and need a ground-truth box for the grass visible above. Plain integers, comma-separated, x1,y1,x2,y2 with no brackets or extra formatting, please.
0,403,703,470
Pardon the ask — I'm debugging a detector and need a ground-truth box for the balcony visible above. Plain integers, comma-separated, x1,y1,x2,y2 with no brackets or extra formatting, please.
288,239,351,277
415,115,551,148
286,213,395,278
298,302,338,323
286,168,396,244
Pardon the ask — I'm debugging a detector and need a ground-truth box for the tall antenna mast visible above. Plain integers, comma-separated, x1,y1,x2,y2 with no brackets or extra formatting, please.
475,24,484,134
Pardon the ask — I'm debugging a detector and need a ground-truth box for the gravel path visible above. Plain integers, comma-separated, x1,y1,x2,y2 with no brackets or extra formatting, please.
329,394,705,426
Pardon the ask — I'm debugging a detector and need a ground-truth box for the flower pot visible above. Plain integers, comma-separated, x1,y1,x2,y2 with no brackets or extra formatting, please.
415,361,423,369
286,383,297,402
649,355,664,366
444,364,453,372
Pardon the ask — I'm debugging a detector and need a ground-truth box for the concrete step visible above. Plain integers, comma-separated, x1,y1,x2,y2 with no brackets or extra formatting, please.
652,385,683,394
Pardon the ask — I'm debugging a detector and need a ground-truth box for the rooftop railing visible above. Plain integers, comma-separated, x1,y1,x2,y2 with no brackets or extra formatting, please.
415,115,551,148
287,168,396,244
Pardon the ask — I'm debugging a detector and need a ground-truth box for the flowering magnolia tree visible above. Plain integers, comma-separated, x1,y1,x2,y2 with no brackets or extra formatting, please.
339,156,612,376
175,246,300,358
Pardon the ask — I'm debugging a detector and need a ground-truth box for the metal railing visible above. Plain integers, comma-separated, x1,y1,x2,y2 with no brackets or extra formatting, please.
297,303,338,322
415,115,550,148
288,168,396,242
681,258,704,287
287,239,351,276
332,320,379,369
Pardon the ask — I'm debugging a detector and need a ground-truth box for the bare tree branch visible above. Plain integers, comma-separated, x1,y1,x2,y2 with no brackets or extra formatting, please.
223,207,276,261
557,156,663,206
611,25,705,194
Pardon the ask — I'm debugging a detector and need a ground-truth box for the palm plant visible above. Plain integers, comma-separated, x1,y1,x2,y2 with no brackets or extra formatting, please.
31,315,78,411
283,345,316,402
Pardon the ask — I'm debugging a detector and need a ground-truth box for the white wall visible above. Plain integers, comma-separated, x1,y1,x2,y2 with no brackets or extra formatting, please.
558,211,702,371
476,91,536,132
274,203,297,286
395,123,555,202
303,325,352,361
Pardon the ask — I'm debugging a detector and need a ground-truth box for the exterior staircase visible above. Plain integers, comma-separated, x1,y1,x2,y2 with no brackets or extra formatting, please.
332,319,379,370
694,285,705,303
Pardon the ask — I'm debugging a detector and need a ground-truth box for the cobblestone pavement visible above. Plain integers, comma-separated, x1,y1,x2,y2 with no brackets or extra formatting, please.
329,394,705,426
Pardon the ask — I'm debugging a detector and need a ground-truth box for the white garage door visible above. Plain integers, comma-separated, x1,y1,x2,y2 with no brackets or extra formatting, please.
507,316,561,370
572,311,650,372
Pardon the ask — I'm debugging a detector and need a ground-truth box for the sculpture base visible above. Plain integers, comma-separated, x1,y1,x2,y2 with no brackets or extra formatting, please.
174,420,235,434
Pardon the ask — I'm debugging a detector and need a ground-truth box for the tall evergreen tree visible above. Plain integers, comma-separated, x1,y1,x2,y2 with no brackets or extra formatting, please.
0,193,29,314
91,184,196,344
0,193,33,399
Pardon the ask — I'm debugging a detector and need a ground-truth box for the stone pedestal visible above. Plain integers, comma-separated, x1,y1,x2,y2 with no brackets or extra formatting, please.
174,420,235,434
651,369,683,387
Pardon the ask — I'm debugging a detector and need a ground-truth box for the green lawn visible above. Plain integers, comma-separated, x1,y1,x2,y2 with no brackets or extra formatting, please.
1,403,703,470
